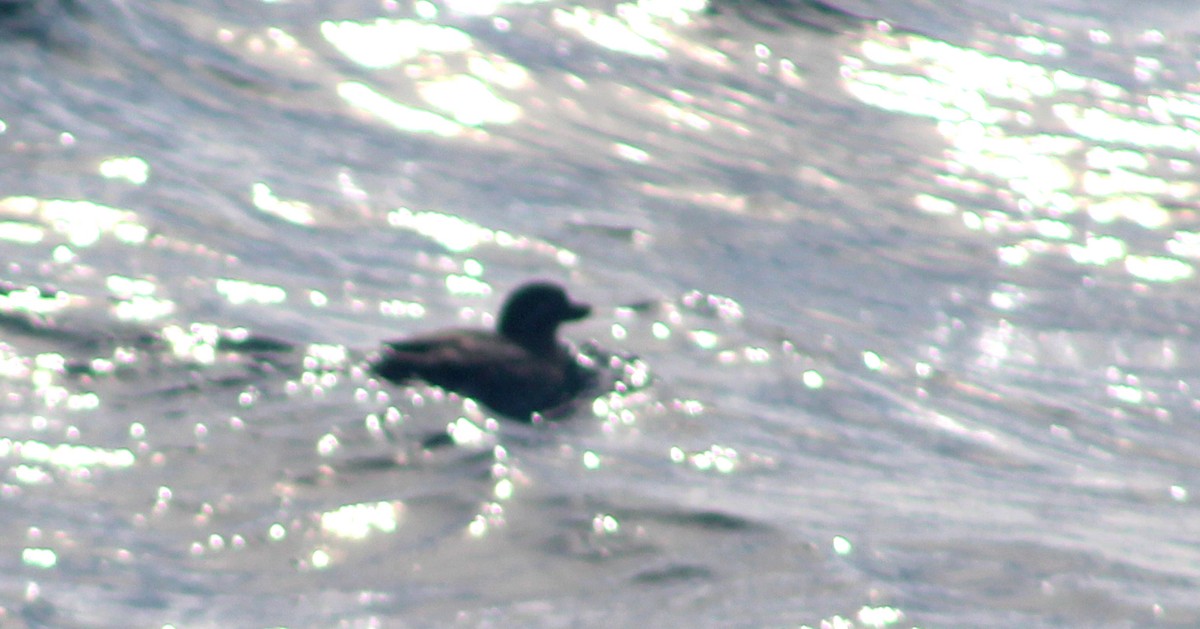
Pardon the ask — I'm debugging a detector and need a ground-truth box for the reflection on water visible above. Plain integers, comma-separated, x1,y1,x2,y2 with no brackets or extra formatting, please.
324,17,523,132
836,18,1200,458
842,24,1197,287
1,438,134,475
0,196,148,248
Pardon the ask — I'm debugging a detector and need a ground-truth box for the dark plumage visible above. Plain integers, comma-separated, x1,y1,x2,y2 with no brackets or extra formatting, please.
370,282,593,420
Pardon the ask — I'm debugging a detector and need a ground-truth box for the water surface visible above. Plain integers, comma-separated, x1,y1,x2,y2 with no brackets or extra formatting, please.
1,0,1199,626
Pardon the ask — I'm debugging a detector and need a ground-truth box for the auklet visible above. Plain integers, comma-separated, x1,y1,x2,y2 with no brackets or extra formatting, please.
370,281,594,421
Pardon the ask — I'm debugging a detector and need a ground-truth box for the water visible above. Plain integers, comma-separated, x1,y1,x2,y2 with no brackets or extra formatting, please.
2,0,1200,626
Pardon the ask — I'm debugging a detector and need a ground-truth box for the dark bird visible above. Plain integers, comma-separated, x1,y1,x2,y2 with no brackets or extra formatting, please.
370,281,594,420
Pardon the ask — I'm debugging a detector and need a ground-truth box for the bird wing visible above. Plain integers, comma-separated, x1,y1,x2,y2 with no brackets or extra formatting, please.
376,331,534,385
382,331,525,364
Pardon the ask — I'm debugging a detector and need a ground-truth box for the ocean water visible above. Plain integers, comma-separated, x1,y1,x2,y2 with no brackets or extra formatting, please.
2,0,1200,626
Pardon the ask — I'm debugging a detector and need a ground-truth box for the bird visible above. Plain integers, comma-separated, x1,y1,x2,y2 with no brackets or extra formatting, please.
370,281,595,421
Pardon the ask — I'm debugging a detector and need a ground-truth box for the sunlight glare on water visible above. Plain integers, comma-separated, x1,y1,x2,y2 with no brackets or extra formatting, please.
321,19,472,69
324,17,528,130
162,324,221,364
0,221,45,244
98,156,150,185
338,82,465,137
0,438,135,474
386,207,579,267
215,278,287,306
107,274,175,322
0,197,148,247
320,501,403,540
669,443,737,473
842,24,1197,285
251,183,316,226
21,547,57,569
0,285,72,317
552,0,709,61
418,75,522,126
